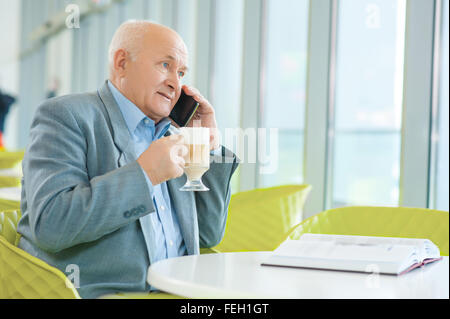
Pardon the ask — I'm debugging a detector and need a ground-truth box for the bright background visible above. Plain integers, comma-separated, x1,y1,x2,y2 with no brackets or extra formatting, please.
0,0,448,218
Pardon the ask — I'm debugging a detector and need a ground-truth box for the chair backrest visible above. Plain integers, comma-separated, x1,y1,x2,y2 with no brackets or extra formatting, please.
0,198,21,214
213,184,312,252
0,209,80,299
0,150,23,187
0,176,21,188
0,210,21,245
289,206,449,256
0,151,24,169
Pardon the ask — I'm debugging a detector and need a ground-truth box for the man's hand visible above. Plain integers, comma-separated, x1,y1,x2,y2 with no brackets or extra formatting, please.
182,85,220,151
137,135,188,185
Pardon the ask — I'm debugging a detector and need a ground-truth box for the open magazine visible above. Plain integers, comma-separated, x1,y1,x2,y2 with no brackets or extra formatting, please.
261,234,442,275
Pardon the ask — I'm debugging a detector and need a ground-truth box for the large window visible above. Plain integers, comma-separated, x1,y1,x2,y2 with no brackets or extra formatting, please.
431,0,449,211
173,0,198,87
211,0,245,193
259,0,309,188
329,0,407,207
12,0,449,215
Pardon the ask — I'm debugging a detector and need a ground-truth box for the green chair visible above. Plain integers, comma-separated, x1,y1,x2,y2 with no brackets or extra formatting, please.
0,151,24,169
0,150,23,188
212,184,312,253
0,176,21,188
288,206,449,256
0,209,81,299
0,209,186,299
0,198,21,211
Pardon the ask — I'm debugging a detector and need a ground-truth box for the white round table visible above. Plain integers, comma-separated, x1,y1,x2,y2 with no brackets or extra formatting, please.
147,252,449,299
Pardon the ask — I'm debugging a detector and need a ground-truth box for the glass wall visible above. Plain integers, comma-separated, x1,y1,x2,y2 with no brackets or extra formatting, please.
3,0,448,215
329,0,406,207
432,0,449,211
259,0,309,188
211,0,245,193
173,0,198,87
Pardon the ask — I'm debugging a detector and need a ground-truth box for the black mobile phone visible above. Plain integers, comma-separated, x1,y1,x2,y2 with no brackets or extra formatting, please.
169,90,200,127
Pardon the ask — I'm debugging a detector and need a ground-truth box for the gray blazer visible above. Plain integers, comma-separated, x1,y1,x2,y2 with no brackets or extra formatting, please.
17,81,239,298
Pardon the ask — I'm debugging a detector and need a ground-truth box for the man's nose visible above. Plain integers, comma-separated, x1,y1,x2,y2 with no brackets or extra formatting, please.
165,72,180,92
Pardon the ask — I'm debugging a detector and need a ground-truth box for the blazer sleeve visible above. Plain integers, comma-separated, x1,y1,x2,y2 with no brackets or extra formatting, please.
21,101,155,253
195,146,239,248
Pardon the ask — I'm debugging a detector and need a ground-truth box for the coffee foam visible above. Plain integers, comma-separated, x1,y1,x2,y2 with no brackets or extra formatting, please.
179,127,210,145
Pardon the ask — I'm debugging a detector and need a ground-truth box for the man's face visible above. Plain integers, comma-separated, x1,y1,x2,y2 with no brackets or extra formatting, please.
120,31,188,123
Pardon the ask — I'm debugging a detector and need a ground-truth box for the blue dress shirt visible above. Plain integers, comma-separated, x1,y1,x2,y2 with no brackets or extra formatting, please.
107,81,187,266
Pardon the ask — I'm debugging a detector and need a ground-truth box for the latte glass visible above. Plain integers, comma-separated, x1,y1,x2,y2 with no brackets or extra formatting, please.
179,127,210,191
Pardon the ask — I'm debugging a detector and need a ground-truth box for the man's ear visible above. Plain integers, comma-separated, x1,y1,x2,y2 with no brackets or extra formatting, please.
113,49,128,75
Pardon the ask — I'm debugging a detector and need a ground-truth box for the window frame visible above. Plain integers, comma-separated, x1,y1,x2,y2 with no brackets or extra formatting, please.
399,0,438,208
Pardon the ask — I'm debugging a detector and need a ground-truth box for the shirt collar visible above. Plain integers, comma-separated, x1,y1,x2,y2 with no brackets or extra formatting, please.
107,80,171,139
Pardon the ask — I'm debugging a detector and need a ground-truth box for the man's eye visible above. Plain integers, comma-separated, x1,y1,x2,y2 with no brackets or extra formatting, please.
162,62,169,68
178,71,185,78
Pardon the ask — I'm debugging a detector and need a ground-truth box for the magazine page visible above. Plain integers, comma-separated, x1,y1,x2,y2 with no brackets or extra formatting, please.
298,234,440,260
273,239,417,264
265,239,419,274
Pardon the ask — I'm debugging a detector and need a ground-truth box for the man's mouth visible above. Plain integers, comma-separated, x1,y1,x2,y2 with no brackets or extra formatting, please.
157,92,173,102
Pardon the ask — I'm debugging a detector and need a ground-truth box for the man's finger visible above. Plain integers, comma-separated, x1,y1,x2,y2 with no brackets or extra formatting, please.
169,143,188,164
177,157,186,168
183,85,206,104
168,134,185,144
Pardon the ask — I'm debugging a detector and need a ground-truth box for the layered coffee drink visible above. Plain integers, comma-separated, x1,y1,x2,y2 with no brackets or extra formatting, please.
184,144,210,181
179,127,210,191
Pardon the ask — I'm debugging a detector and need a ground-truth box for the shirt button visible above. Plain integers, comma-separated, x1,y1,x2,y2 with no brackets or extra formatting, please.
144,118,150,125
169,240,174,246
160,205,165,211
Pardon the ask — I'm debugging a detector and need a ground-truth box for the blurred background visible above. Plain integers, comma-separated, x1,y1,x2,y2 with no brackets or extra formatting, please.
0,0,448,218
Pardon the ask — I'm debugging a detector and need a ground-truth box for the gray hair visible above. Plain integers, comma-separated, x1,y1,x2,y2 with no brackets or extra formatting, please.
108,20,155,73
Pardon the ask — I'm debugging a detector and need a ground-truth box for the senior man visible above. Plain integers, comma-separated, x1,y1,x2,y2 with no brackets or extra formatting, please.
17,21,239,299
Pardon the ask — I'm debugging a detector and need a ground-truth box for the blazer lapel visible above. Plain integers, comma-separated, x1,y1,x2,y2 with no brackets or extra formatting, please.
97,81,136,164
97,81,158,264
